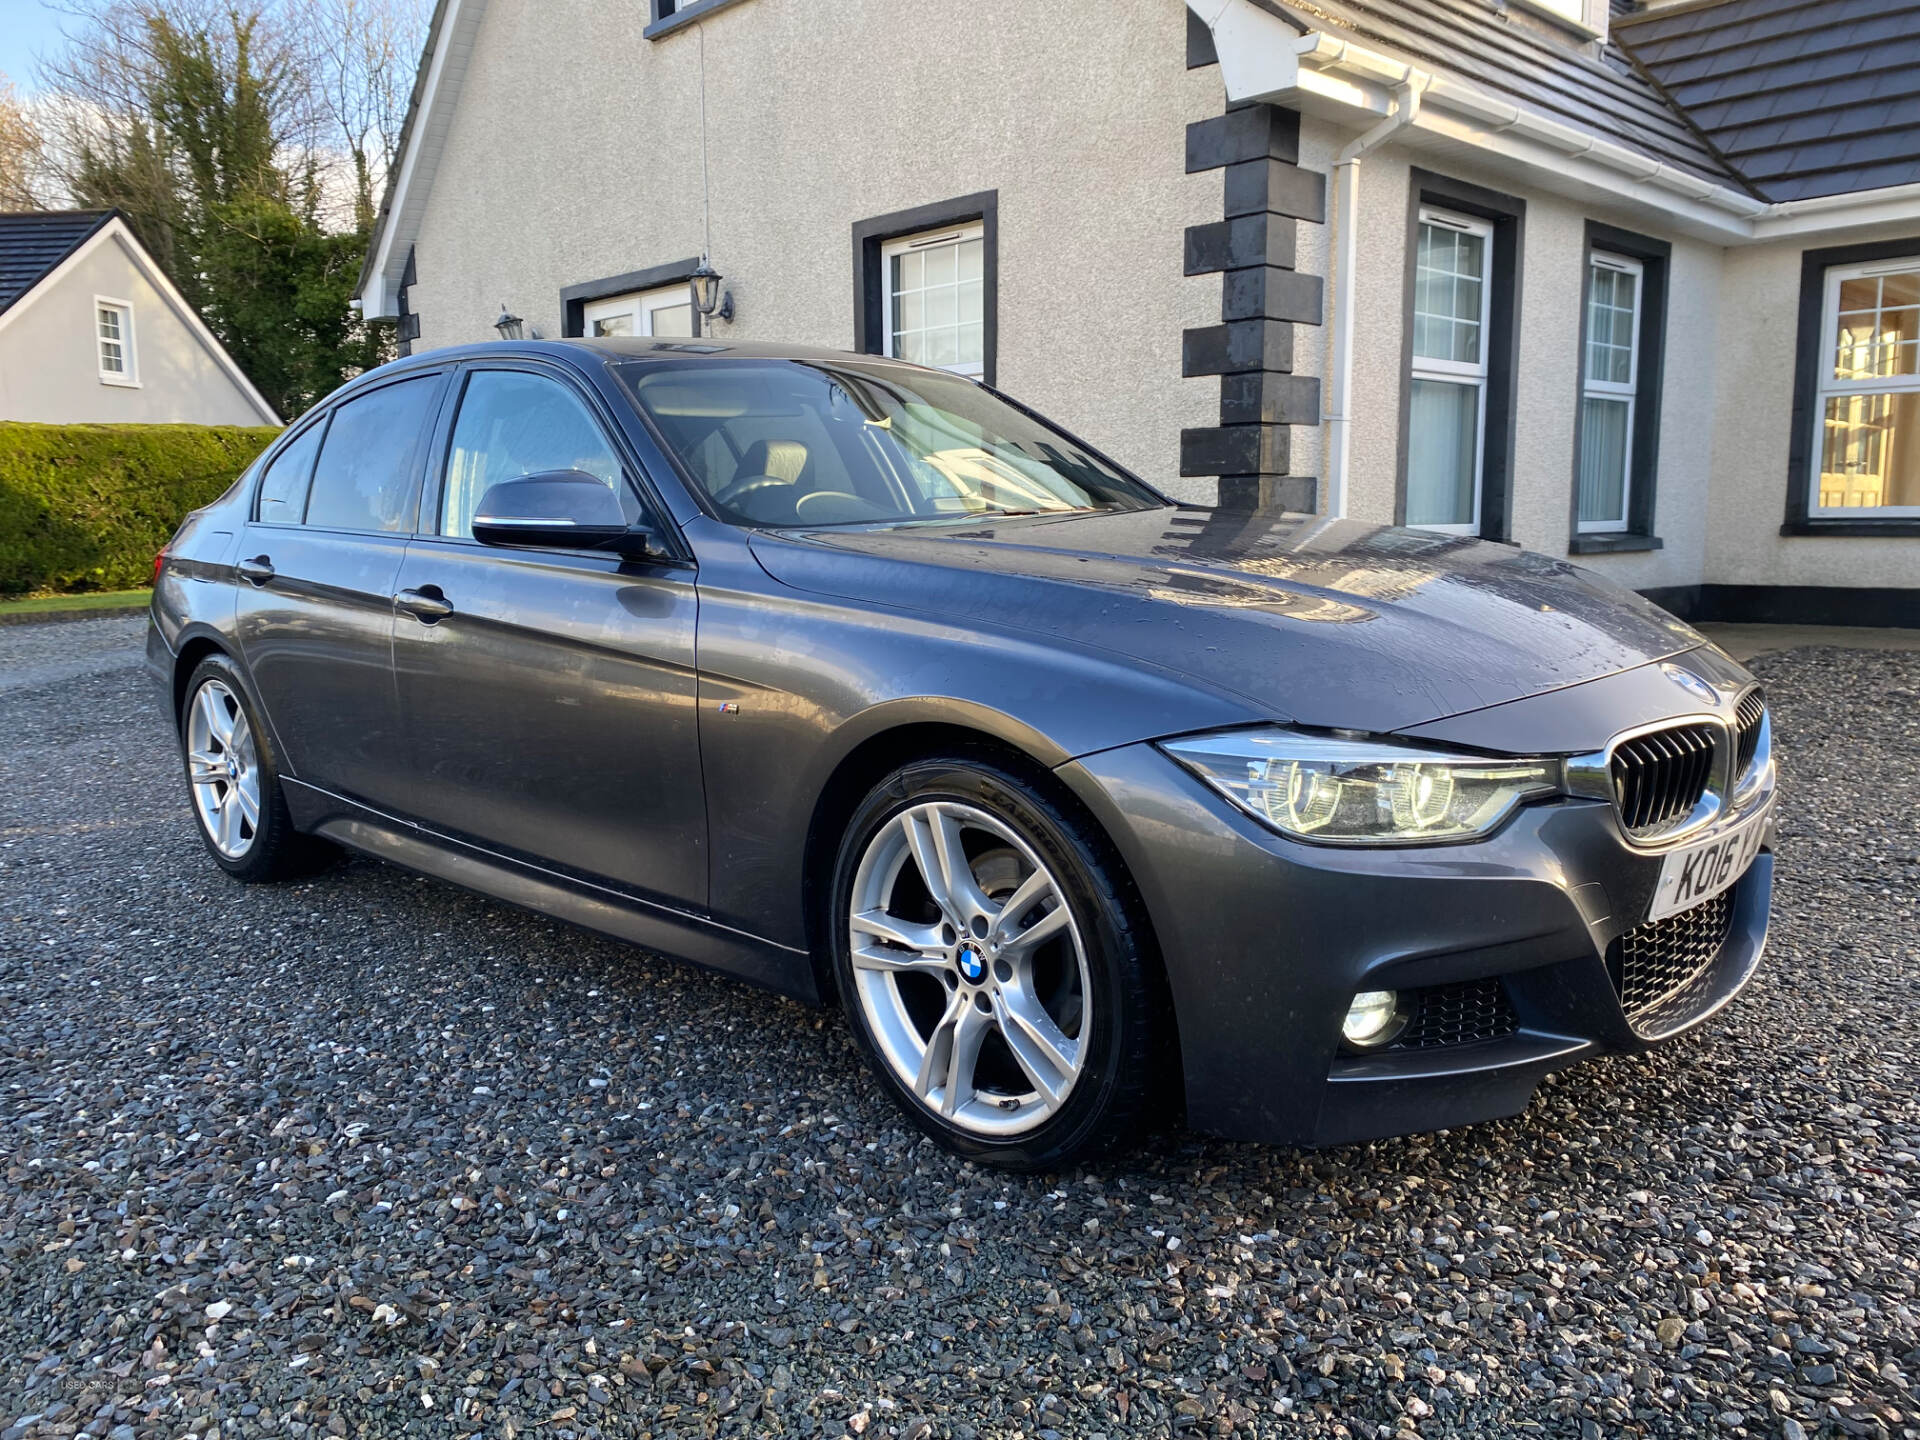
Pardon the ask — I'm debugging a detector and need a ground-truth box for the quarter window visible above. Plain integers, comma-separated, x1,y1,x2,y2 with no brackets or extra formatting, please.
441,370,629,539
882,224,985,377
1406,210,1491,533
304,375,440,533
256,421,327,524
1813,256,1920,516
1577,254,1643,532
96,298,135,384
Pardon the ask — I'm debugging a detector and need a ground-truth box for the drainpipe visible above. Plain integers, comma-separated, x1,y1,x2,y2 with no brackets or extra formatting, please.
1325,70,1428,519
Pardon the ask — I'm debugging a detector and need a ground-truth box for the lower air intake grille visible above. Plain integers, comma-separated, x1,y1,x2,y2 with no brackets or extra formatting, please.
1610,890,1737,1023
1610,722,1718,838
1390,978,1519,1050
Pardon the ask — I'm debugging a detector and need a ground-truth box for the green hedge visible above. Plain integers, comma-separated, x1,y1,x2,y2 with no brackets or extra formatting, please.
0,422,280,595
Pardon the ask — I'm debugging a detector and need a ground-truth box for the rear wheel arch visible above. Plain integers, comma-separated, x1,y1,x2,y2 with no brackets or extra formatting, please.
171,635,230,728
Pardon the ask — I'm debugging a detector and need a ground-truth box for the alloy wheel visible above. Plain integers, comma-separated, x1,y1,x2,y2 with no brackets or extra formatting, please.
185,678,262,859
847,800,1091,1137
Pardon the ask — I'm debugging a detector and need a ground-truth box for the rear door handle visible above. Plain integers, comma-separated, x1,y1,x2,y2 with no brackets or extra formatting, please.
236,556,275,586
395,586,454,624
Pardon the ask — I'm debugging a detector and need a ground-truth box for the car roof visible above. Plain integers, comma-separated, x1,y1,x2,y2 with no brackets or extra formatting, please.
387,337,929,371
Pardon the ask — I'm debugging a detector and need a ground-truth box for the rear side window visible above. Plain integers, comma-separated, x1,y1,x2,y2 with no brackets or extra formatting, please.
255,420,325,524
305,375,440,533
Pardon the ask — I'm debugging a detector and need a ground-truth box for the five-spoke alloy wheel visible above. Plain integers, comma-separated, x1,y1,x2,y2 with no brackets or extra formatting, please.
832,756,1165,1170
178,654,328,882
186,677,262,859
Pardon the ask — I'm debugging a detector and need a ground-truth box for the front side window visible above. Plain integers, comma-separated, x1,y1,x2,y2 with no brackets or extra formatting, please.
96,298,135,384
441,370,629,539
304,375,440,533
1814,256,1920,516
883,224,985,377
1577,254,1643,532
1406,210,1491,533
620,357,1159,529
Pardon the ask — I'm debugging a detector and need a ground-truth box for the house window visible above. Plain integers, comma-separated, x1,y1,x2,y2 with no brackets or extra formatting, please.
1812,255,1920,517
1577,254,1642,532
1406,209,1491,533
96,298,136,385
853,192,998,386
583,283,696,340
881,224,985,377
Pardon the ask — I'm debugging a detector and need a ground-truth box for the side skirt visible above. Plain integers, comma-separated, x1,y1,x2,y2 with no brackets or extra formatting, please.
281,778,820,1003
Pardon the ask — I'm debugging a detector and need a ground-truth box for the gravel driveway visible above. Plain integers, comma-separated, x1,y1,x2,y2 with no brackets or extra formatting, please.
2,616,1915,1440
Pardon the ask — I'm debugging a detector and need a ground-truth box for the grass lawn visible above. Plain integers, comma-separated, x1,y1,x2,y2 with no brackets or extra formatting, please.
0,589,151,620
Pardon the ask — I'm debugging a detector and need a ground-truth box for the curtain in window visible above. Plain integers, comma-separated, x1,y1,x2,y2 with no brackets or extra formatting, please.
1406,379,1479,528
1578,396,1631,527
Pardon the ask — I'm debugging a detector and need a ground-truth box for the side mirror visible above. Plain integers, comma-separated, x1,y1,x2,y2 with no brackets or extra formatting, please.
471,471,653,556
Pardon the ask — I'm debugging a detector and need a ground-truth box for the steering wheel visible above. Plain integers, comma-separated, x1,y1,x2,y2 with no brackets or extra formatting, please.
712,474,792,510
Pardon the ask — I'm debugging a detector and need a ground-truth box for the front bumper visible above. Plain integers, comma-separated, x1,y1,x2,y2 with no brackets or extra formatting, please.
1057,742,1775,1148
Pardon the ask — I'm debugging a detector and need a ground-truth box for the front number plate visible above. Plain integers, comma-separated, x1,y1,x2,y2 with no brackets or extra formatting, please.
1646,809,1768,921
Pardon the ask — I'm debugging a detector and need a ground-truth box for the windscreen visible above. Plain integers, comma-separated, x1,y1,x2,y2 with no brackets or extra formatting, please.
616,357,1164,528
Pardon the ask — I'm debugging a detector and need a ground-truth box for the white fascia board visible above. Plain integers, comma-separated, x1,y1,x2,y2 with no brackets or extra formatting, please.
359,0,489,319
1189,0,1920,248
0,218,281,425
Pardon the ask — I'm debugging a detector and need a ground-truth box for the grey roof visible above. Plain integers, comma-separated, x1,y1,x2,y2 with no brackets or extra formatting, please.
1263,0,1745,188
1613,0,1920,201
0,210,115,317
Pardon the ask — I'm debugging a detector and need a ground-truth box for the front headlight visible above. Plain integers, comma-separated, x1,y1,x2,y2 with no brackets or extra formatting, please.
1160,728,1562,846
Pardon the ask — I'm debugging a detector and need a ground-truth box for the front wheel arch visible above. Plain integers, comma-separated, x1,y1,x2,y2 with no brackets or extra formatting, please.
801,726,1178,1087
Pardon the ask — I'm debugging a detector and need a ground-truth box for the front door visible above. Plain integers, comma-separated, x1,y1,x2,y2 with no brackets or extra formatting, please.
391,363,706,909
233,369,446,810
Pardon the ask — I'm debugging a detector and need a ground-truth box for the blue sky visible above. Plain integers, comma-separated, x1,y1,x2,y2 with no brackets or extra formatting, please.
0,0,72,92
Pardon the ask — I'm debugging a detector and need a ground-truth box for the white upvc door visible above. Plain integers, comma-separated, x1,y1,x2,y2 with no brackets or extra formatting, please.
583,283,697,340
1406,208,1493,535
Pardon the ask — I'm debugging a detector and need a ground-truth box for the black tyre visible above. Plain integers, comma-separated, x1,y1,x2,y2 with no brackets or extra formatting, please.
830,754,1167,1171
178,654,331,882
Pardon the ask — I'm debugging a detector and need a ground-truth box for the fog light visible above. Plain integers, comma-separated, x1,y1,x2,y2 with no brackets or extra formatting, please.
1341,989,1407,1049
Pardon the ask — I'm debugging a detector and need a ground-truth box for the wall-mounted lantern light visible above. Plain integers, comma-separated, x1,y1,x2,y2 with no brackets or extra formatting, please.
690,259,734,324
492,304,525,341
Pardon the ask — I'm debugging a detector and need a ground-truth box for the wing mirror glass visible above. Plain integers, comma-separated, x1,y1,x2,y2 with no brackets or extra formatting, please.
471,471,655,556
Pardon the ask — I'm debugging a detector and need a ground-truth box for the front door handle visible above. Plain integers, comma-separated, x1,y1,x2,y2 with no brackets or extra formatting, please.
395,586,454,624
236,555,275,586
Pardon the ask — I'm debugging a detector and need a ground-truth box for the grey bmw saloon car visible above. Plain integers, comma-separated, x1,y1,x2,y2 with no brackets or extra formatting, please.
149,339,1776,1170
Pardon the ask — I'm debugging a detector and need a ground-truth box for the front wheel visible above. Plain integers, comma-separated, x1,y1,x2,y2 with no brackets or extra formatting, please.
831,756,1166,1171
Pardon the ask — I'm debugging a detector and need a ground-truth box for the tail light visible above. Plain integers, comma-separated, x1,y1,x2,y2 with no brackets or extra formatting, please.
153,547,168,586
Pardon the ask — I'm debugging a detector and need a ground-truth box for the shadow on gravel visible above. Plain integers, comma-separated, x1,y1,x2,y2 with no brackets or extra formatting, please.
0,639,1914,1440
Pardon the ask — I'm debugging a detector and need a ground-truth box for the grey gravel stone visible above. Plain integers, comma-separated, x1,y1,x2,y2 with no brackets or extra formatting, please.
1,623,1917,1439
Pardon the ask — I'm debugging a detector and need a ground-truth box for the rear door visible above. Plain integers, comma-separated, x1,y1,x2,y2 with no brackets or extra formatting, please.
390,361,706,909
233,368,448,809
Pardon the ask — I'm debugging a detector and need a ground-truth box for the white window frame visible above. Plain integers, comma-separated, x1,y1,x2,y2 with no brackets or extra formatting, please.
1811,254,1920,519
95,296,138,387
582,283,698,340
881,222,986,379
1576,252,1643,534
1407,208,1492,536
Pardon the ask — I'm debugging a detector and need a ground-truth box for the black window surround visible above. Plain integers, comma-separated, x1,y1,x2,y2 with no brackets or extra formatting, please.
645,0,755,40
1568,221,1669,555
1783,235,1920,538
560,258,704,340
1397,169,1525,541
852,191,999,388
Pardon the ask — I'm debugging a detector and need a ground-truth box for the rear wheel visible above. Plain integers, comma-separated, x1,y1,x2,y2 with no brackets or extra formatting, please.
831,756,1164,1171
179,655,330,882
